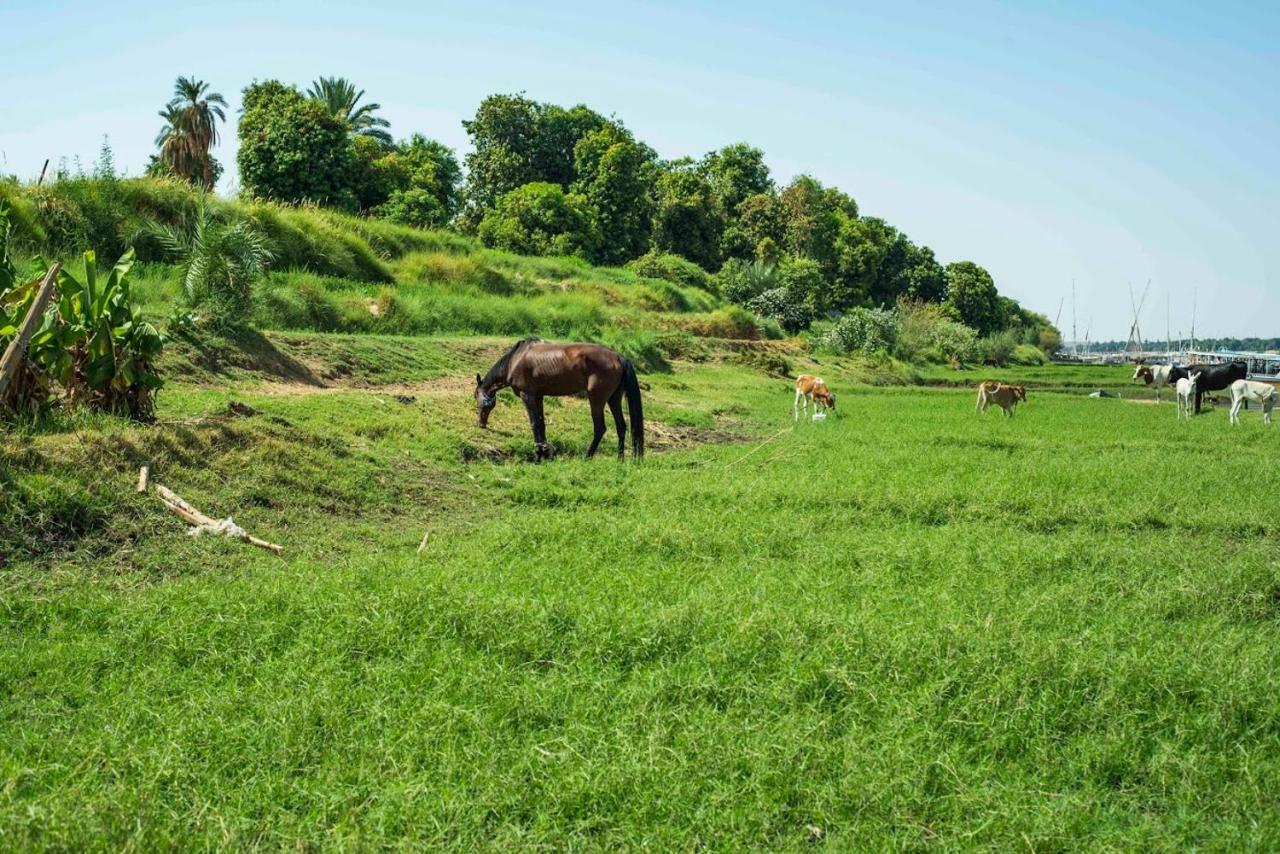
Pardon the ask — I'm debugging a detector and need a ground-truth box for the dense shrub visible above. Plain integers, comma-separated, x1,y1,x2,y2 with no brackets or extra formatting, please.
930,319,981,365
774,257,826,318
626,250,713,292
747,287,812,333
477,183,595,258
979,328,1022,366
714,258,776,305
820,306,900,355
136,197,273,327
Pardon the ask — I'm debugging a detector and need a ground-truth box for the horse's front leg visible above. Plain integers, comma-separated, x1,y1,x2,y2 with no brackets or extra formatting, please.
532,395,552,460
586,400,608,458
521,393,551,461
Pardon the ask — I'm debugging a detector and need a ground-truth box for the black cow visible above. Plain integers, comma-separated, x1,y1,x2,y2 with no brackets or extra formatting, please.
1187,360,1248,413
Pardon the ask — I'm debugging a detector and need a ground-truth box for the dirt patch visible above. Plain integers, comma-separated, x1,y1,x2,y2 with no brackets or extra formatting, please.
645,419,744,452
248,375,474,398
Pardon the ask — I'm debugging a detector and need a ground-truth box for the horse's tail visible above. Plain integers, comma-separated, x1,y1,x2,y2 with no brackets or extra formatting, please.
621,358,644,459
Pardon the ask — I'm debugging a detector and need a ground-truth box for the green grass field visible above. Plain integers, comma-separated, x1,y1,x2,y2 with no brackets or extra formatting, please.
3,339,1279,849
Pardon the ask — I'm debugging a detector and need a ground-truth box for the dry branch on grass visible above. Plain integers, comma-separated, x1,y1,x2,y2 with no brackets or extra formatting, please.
148,480,283,554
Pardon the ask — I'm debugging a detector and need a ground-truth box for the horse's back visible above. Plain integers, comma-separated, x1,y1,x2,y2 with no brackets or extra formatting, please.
511,341,625,395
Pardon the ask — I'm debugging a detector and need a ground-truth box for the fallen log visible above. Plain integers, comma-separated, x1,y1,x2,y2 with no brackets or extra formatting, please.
155,483,283,554
137,463,151,493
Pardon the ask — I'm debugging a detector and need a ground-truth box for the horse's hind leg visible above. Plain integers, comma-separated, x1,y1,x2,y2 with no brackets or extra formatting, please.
608,391,627,458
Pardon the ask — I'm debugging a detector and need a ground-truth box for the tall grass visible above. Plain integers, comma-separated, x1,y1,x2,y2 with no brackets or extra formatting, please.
4,357,1279,848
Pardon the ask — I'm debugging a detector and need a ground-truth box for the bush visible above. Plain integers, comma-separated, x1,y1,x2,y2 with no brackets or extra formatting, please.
626,250,712,292
891,298,981,365
820,306,900,355
135,197,273,328
1038,325,1063,355
477,182,595,259
747,287,812,333
932,321,980,366
979,328,1022,366
1012,343,1049,366
3,248,163,419
714,258,776,305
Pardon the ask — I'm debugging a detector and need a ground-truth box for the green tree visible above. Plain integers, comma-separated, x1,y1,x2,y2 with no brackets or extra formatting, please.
779,175,857,279
725,191,785,263
306,77,392,145
476,182,595,258
573,126,654,265
902,245,947,302
944,261,1001,335
775,257,827,317
461,94,610,227
351,134,462,223
700,143,772,215
238,81,356,208
350,135,409,211
832,216,916,310
155,77,226,188
380,135,462,227
651,166,724,270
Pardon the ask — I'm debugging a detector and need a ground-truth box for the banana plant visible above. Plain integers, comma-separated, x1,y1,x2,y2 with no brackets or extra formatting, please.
27,249,164,417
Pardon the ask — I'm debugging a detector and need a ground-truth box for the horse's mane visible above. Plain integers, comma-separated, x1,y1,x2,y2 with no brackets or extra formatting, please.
483,337,541,384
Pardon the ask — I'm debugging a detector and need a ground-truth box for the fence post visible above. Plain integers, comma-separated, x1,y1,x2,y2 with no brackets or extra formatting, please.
0,262,61,405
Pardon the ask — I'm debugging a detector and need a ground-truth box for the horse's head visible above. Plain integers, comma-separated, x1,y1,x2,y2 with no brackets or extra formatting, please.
475,374,497,428
1133,365,1152,384
1188,371,1202,393
1012,385,1027,403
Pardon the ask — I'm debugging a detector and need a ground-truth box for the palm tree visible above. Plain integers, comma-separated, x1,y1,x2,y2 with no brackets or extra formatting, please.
307,76,392,145
137,196,273,325
155,77,226,188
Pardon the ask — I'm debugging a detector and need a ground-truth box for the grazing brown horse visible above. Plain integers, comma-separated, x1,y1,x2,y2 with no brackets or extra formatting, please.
475,338,644,461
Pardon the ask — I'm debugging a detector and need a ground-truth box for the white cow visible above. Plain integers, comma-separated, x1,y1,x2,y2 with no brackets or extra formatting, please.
1132,363,1177,403
1228,379,1277,425
1175,373,1200,420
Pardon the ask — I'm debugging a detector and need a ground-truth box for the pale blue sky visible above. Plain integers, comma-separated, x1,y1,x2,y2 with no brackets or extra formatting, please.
1,0,1276,339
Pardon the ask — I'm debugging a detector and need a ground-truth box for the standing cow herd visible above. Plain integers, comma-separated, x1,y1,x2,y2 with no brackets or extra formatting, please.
1134,361,1276,425
789,360,1275,428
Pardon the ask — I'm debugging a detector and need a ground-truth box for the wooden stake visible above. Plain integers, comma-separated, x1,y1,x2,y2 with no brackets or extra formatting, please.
155,483,283,554
136,464,151,493
0,263,61,405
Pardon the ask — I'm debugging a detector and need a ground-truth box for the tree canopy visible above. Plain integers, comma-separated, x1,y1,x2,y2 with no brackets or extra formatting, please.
222,80,1052,341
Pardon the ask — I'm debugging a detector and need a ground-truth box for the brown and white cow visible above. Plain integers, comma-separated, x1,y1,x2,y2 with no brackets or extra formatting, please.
794,374,836,421
975,380,1026,417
